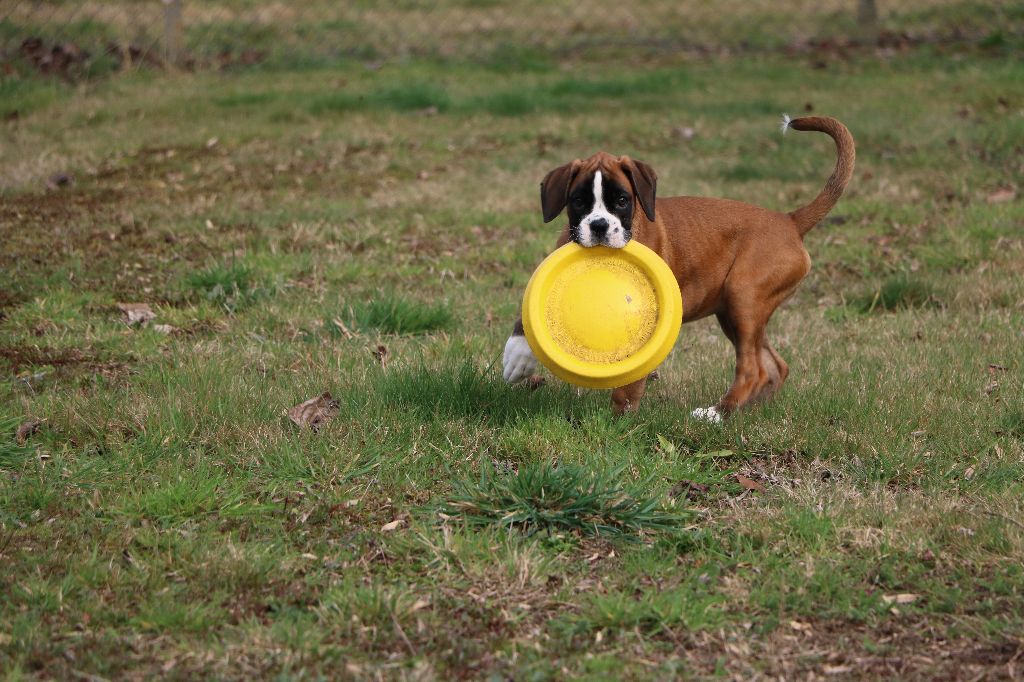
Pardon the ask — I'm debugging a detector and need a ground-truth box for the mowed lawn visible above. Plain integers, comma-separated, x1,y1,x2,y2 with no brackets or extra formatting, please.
1,45,1023,679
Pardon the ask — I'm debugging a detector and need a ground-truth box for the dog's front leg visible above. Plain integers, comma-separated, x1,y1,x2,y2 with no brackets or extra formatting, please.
502,317,537,384
504,228,572,385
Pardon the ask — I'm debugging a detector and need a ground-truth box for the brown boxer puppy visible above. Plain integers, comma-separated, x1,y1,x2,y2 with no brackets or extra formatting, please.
503,116,855,422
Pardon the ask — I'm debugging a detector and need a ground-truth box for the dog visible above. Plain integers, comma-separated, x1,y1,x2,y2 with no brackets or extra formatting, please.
503,115,855,422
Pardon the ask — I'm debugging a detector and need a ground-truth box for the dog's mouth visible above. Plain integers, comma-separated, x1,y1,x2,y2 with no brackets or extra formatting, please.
572,234,631,249
570,225,631,249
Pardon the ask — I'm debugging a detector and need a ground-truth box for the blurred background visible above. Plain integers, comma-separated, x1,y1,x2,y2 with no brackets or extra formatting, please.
1,0,1019,76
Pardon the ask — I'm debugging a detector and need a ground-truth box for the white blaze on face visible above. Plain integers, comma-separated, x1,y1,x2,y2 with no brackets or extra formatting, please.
577,171,628,249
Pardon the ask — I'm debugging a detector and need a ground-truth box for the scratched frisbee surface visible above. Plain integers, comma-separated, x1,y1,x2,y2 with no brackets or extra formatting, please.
522,241,683,389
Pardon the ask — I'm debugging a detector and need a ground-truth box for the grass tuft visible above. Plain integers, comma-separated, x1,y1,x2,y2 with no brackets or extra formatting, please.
441,462,690,541
0,416,33,469
854,273,941,313
351,295,454,335
185,262,268,313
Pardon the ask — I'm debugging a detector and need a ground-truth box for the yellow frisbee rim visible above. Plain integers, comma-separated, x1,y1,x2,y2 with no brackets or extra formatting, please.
521,241,682,389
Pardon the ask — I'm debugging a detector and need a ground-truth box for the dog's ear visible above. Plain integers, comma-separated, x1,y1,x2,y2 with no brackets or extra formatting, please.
620,156,657,222
540,160,582,223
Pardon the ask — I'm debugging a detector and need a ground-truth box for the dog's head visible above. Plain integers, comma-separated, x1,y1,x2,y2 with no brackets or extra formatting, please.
540,152,657,248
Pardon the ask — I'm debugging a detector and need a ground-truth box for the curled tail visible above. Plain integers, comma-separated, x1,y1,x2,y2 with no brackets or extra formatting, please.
781,115,856,236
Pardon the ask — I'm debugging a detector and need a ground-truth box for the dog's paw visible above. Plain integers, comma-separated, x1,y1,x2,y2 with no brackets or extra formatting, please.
502,336,537,384
691,406,723,424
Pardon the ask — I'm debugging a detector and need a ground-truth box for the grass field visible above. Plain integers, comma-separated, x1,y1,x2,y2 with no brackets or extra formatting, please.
2,37,1024,679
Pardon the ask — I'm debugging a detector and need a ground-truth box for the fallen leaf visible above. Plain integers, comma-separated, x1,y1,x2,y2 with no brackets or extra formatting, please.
789,620,811,631
735,474,766,493
823,665,853,675
671,126,696,140
151,324,177,335
285,392,340,431
117,302,156,327
372,344,389,368
963,466,975,480
527,375,546,390
882,593,918,604
697,449,735,459
16,418,42,444
381,519,404,532
669,479,709,500
46,172,74,190
986,188,1016,204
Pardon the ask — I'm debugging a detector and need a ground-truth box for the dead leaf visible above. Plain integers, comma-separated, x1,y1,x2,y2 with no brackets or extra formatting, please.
882,593,918,605
789,620,811,632
669,479,709,500
372,345,389,368
527,375,546,390
381,519,404,532
671,126,696,140
16,418,41,444
963,466,975,480
117,302,156,327
46,172,74,190
285,392,340,431
986,188,1016,204
151,324,177,335
735,474,766,493
823,665,853,675
983,381,999,395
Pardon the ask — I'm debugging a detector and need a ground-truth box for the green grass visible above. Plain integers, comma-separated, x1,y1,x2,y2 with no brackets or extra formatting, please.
442,461,691,539
184,262,270,313
1,30,1024,680
853,272,942,313
350,294,454,335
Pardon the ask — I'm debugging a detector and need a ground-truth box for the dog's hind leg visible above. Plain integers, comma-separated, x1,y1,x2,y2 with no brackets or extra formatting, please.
753,335,788,403
693,309,779,422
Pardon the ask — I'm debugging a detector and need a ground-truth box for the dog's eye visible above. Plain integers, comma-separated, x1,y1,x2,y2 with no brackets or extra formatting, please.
571,196,586,208
616,195,629,208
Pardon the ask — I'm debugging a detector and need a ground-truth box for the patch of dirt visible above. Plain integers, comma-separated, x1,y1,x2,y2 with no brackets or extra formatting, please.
0,289,26,321
676,617,1023,680
0,343,131,381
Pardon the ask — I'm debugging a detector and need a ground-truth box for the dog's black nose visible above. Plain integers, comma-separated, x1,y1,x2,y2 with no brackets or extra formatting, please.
589,218,609,236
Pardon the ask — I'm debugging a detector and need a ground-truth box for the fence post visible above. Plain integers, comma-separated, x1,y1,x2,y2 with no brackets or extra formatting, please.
162,0,184,65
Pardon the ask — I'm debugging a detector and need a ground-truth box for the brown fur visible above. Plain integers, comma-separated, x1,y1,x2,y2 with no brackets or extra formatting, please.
524,116,855,417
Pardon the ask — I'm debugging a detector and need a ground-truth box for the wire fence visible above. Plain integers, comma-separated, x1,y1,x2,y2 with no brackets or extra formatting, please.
0,0,1019,77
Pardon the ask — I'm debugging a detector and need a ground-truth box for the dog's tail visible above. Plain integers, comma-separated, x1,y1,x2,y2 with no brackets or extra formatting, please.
781,115,855,236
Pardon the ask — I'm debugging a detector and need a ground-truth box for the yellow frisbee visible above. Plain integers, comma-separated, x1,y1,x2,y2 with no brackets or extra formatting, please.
522,241,683,389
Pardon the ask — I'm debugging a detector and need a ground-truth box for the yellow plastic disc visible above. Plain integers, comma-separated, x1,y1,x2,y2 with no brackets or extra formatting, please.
522,241,683,389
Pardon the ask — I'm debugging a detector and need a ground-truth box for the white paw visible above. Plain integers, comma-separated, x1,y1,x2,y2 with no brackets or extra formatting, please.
691,406,723,424
502,336,537,384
